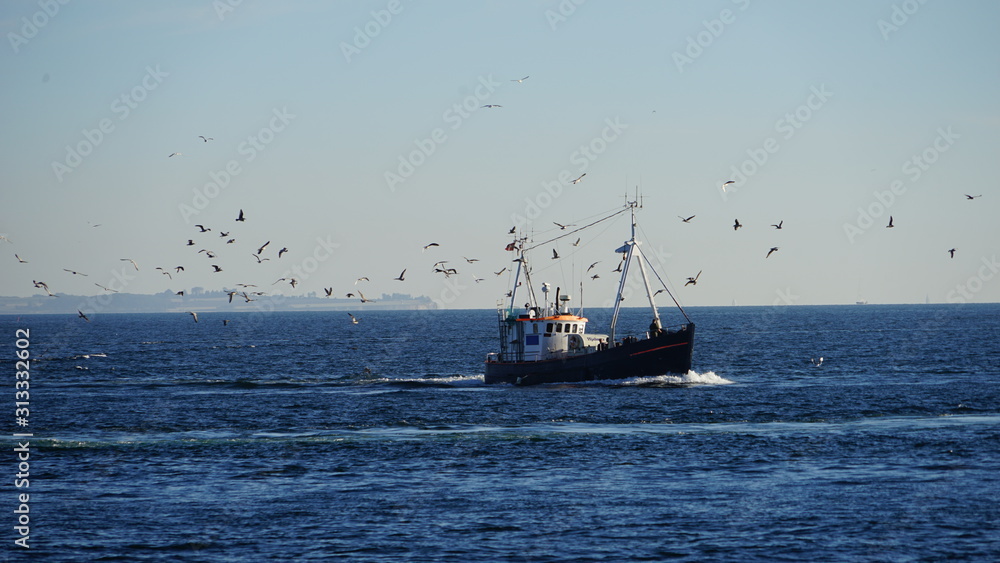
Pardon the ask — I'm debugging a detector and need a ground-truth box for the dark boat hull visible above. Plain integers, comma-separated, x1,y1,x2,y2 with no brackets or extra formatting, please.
484,324,694,385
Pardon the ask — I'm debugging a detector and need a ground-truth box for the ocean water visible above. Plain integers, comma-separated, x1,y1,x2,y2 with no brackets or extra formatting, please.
4,304,1000,562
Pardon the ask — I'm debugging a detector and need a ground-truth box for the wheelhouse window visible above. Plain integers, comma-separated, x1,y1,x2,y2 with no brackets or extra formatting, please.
555,323,563,333
546,323,553,333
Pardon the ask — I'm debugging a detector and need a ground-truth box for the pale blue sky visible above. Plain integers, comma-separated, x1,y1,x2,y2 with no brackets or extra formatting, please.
2,1,998,308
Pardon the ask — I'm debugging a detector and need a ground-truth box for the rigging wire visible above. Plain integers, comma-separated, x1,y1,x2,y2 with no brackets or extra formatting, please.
524,206,631,252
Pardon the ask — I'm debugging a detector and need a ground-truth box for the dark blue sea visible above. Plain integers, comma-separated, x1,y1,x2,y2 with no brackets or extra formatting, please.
4,304,1000,562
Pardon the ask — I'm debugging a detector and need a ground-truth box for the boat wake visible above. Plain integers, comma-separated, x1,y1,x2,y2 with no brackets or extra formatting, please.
618,370,733,387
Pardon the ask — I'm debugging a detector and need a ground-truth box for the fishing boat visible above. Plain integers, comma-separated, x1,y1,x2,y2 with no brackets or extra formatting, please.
485,200,695,385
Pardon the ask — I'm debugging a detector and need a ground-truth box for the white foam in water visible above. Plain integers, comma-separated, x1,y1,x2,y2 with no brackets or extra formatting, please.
622,370,734,386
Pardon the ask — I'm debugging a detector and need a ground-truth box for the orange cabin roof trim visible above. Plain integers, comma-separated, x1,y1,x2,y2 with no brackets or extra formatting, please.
517,315,588,322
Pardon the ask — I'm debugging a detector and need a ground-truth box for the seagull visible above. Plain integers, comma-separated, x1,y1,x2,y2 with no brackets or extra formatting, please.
678,215,695,223
348,313,359,324
226,239,235,244
211,264,223,272
472,275,484,283
570,173,586,184
251,254,269,264
886,216,894,228
219,231,230,237
223,319,230,326
654,289,666,296
355,277,369,285
227,291,238,303
810,357,824,367
590,274,600,280
771,220,783,230
33,281,55,296
423,242,440,251
0,235,11,243
587,261,600,272
685,271,702,286
198,136,213,142
511,76,530,83
63,269,88,276
357,290,375,303
551,249,560,260
188,311,198,323
722,180,735,192
95,283,118,293
15,254,27,263
431,260,449,270
186,239,196,246
463,257,479,263
78,310,90,322
324,287,334,297
948,248,957,258
964,194,982,200
120,258,139,271
168,152,182,157
257,241,270,254
236,209,246,221
508,226,516,235
155,267,172,279
176,291,185,296
199,250,217,258
278,247,288,258
394,269,407,281
195,224,211,232
494,268,507,276
481,104,503,108
572,238,581,247
553,222,574,230
766,247,779,258
733,219,742,231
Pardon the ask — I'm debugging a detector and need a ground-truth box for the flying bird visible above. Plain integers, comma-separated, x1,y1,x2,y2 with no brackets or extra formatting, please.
278,247,288,258
186,239,195,246
948,248,957,258
766,247,779,258
678,215,695,223
572,238,581,247
251,254,269,264
219,231,230,237
211,264,223,272
553,222,574,230
188,311,198,323
95,283,118,293
394,269,407,281
77,310,90,322
422,242,440,251
886,216,894,228
964,194,982,200
551,249,560,260
463,257,479,263
481,104,502,108
120,258,139,271
587,261,600,272
195,224,211,232
810,357,824,367
257,241,270,254
236,209,246,221
168,152,182,157
324,287,334,297
357,290,374,303
198,136,213,142
155,267,172,279
685,271,702,286
63,269,88,276
348,312,359,324
722,180,735,192
15,254,27,263
771,220,783,230
733,219,742,231
355,277,369,285
176,291,185,296
511,76,530,83
508,226,516,234
590,274,600,280
570,173,586,184
494,268,507,276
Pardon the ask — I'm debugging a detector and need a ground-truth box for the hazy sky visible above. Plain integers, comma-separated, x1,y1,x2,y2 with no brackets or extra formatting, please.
2,0,998,309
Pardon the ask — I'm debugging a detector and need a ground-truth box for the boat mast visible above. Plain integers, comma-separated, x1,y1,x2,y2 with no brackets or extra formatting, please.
609,200,661,342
